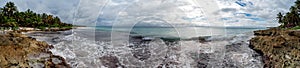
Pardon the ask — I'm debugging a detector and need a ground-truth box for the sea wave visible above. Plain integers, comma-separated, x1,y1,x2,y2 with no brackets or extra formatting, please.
27,28,263,68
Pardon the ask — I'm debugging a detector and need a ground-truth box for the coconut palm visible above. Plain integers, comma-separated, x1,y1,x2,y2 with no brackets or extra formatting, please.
295,0,300,10
277,12,283,24
0,2,73,30
2,2,18,17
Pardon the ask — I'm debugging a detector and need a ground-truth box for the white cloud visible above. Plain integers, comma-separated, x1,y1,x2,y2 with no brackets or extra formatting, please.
0,0,296,27
215,0,296,27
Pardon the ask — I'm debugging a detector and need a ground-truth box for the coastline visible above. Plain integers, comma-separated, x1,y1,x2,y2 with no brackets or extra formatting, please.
18,27,75,32
0,27,267,68
15,27,266,67
249,28,300,67
0,30,71,67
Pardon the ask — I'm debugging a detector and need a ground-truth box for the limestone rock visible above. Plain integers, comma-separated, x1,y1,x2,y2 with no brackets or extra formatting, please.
0,32,70,68
250,28,300,68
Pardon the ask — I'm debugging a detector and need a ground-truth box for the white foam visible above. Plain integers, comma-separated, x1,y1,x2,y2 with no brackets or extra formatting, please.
36,29,263,68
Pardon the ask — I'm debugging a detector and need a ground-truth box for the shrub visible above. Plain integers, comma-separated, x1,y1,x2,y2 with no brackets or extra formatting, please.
37,26,46,31
291,26,300,30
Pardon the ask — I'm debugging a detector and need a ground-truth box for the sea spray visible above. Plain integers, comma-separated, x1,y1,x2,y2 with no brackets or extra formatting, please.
27,28,263,68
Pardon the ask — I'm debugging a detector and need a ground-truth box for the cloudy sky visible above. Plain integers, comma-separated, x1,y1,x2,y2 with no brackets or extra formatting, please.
0,0,296,27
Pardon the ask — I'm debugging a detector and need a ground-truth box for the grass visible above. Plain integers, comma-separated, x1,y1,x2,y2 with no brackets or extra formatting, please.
290,26,300,30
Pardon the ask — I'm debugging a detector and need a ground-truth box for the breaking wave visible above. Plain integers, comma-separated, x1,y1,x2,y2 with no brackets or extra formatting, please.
27,28,263,68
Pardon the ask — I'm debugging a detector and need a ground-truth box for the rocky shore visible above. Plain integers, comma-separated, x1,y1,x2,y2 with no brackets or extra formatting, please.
0,32,70,68
18,27,74,32
250,28,300,68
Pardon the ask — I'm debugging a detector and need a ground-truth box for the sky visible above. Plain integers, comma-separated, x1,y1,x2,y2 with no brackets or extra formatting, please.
0,0,296,27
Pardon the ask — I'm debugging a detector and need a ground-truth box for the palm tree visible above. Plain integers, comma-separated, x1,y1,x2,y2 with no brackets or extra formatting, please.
277,12,283,24
0,8,3,15
2,2,18,17
290,6,298,13
295,0,300,10
287,6,300,26
285,12,300,27
0,2,73,30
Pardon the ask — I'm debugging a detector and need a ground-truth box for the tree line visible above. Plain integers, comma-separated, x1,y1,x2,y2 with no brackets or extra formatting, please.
277,0,300,28
0,2,72,30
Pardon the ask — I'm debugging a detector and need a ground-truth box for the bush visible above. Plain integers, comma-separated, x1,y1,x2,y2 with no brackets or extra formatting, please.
12,27,18,30
37,26,46,31
290,26,300,30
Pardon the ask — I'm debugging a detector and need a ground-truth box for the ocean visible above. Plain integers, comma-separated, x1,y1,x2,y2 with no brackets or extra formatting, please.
26,26,265,68
95,26,264,38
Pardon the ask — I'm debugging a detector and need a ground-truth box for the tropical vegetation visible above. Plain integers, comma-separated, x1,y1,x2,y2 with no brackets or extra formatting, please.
277,0,300,29
0,2,72,30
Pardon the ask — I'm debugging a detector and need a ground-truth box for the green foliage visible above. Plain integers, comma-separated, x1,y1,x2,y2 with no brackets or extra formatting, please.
277,0,300,28
2,2,18,17
0,2,73,31
12,26,18,30
37,26,46,30
291,26,300,30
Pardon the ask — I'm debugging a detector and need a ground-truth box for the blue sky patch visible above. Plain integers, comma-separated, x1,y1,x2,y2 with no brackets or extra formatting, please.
243,13,252,17
235,13,253,17
235,1,247,7
249,18,265,21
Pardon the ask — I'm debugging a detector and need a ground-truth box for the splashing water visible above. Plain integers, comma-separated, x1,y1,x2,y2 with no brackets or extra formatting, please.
27,28,263,68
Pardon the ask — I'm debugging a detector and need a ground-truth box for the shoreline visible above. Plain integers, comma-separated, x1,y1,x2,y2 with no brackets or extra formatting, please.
0,30,71,67
249,28,300,67
0,27,265,67
21,27,265,67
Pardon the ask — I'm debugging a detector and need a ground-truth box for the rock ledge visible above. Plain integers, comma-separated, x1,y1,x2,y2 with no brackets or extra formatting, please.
250,28,300,68
0,32,70,68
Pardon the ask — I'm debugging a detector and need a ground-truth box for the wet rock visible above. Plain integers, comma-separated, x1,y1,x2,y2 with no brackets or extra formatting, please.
52,37,62,43
45,55,70,68
226,42,243,52
129,42,152,60
198,37,207,43
129,36,153,60
250,28,300,68
191,53,211,68
132,47,151,60
99,56,123,68
184,36,211,43
160,37,181,43
130,35,143,42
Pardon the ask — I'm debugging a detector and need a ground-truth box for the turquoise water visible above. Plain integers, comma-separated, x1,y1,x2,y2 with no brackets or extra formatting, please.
95,26,265,39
